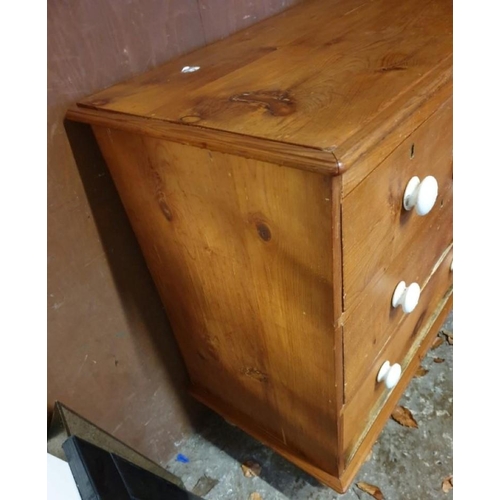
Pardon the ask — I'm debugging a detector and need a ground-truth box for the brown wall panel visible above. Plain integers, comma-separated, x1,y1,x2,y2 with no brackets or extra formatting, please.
48,0,299,464
198,0,298,42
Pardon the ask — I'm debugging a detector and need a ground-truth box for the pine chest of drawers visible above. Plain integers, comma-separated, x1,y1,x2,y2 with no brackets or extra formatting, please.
68,0,452,492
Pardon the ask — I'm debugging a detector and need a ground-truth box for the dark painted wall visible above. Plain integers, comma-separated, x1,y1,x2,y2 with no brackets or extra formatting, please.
48,0,299,464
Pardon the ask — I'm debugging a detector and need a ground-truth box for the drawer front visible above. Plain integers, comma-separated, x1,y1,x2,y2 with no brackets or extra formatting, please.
342,98,452,312
342,246,453,461
343,182,452,401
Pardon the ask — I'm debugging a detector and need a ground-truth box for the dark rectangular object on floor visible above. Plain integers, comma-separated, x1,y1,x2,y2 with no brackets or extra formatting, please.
62,436,202,500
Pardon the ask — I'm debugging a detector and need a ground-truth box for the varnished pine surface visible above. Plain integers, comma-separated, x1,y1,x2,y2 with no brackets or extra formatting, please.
92,127,342,475
75,0,452,174
65,106,341,175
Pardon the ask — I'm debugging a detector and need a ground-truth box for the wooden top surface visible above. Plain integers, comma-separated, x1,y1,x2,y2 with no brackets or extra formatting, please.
74,0,452,173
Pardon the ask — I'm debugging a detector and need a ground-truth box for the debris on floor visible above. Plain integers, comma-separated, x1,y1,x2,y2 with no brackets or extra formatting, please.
175,453,190,463
442,475,453,493
192,475,219,497
241,460,262,478
391,405,418,428
356,481,384,500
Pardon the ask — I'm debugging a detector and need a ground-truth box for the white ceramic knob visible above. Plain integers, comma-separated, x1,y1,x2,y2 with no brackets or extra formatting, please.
377,361,402,389
403,176,439,216
392,281,421,313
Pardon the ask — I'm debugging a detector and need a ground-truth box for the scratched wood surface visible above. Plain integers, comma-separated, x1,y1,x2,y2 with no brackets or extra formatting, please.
91,127,342,476
77,0,452,174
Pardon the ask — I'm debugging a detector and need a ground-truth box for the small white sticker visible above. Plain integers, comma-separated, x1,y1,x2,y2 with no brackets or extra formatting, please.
181,66,200,73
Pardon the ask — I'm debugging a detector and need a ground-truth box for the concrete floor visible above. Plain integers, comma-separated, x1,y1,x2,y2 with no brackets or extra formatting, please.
164,313,453,499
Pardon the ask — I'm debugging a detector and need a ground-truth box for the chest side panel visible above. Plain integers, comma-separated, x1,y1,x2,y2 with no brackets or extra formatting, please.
91,127,341,473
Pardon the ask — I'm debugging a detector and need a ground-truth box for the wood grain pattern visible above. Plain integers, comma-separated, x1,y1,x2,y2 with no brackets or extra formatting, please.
343,245,453,460
91,127,342,475
74,0,452,177
66,105,341,174
342,100,453,399
339,74,452,195
343,99,453,311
